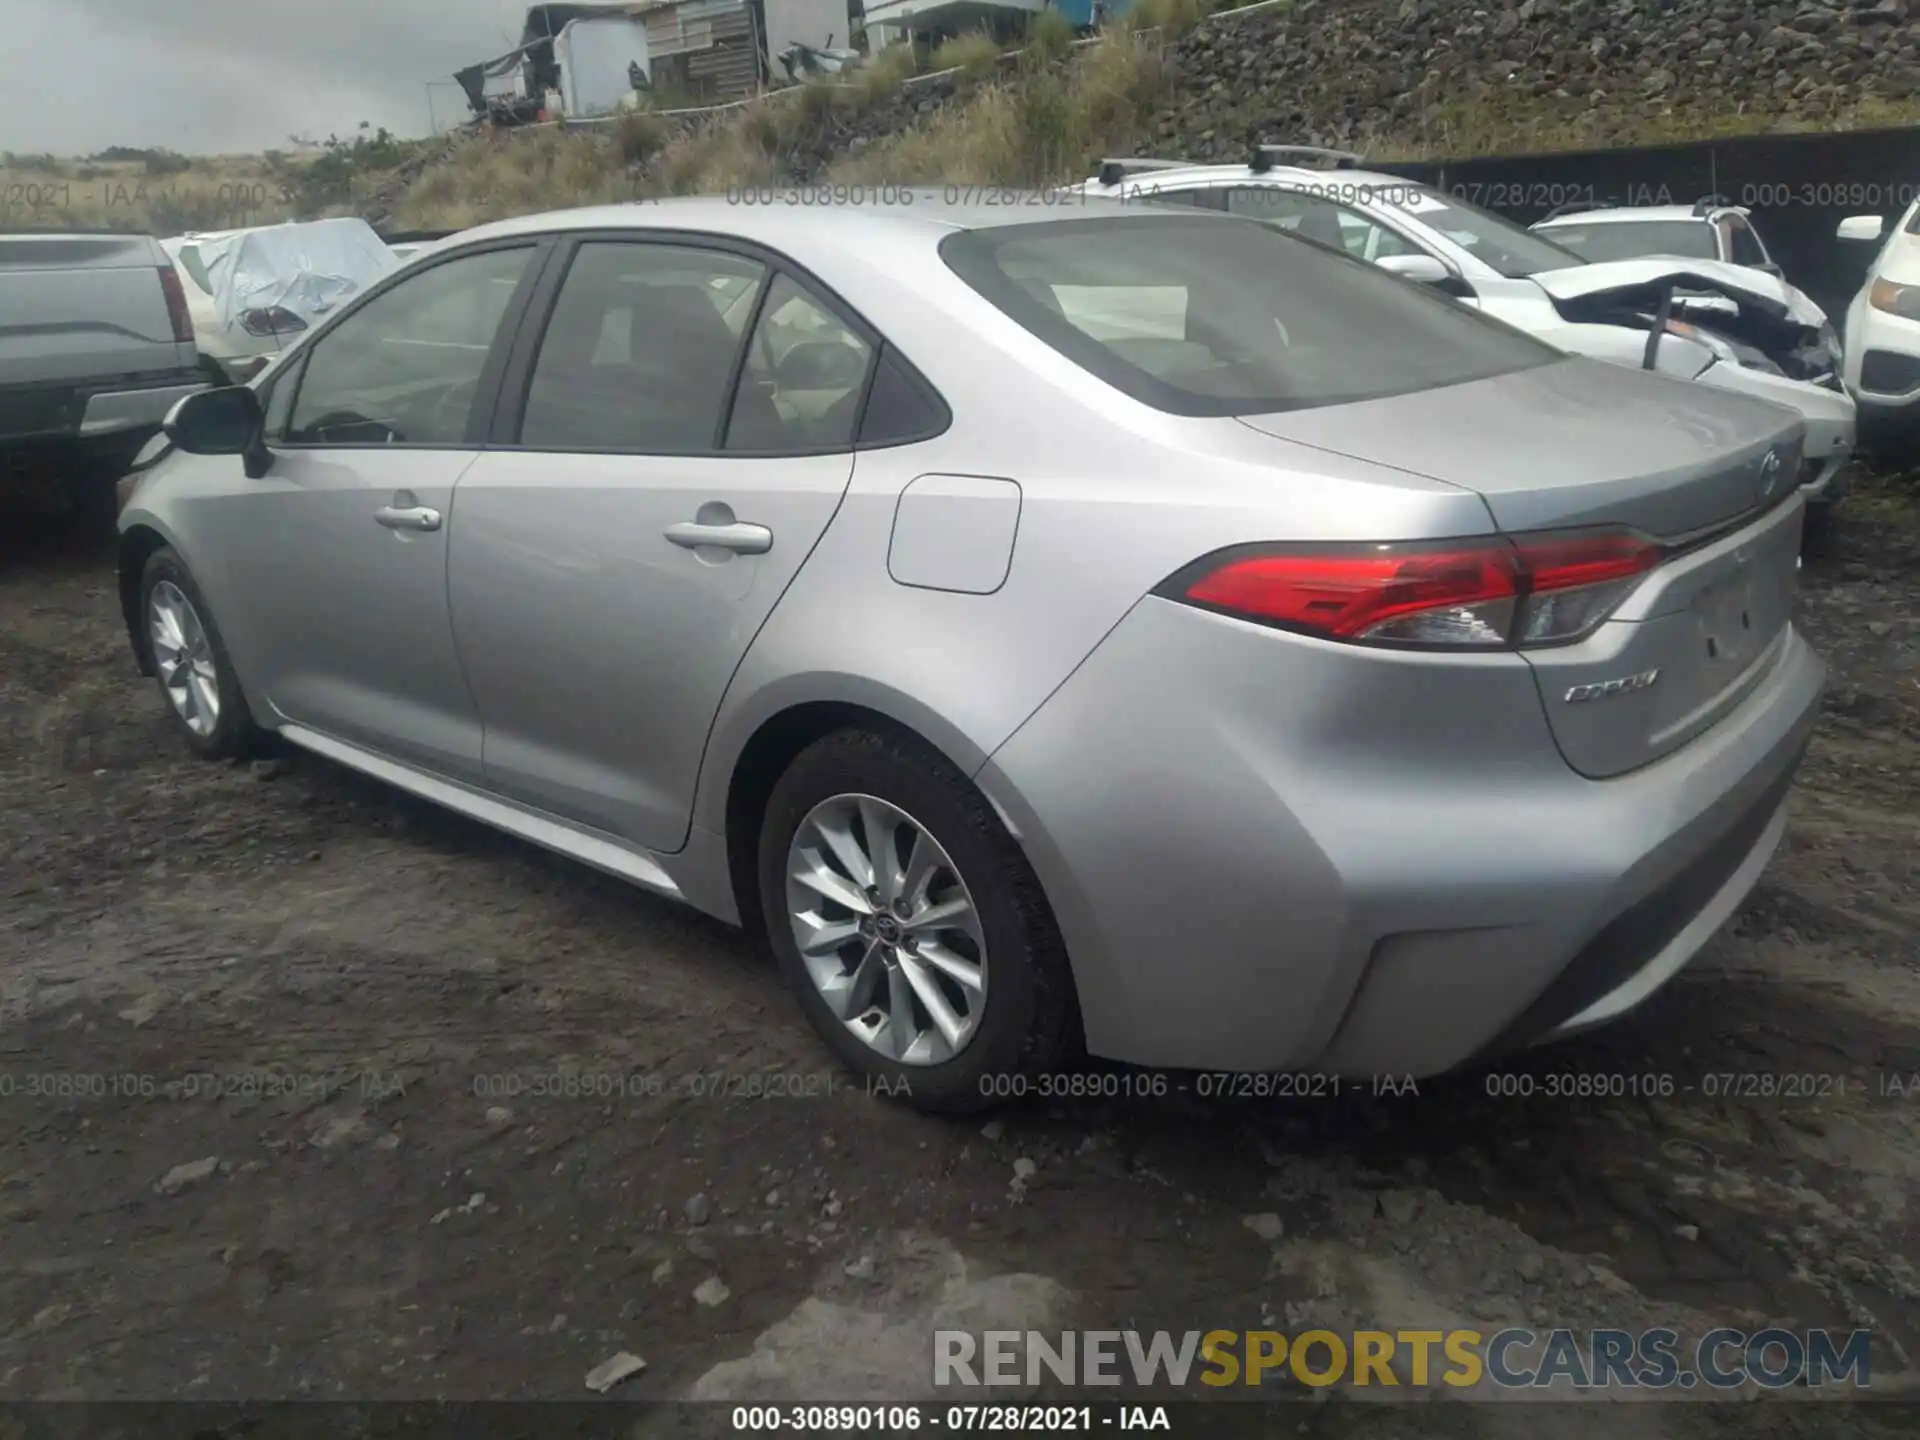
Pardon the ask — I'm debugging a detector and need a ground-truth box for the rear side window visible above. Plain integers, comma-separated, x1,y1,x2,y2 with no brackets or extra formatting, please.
940,214,1559,417
1726,218,1768,267
519,241,768,452
724,273,875,452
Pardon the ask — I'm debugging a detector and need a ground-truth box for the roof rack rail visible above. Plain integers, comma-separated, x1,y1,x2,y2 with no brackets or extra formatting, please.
1095,157,1194,187
1691,192,1737,217
1248,144,1362,174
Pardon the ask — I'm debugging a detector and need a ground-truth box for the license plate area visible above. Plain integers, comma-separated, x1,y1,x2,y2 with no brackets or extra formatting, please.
1693,569,1767,680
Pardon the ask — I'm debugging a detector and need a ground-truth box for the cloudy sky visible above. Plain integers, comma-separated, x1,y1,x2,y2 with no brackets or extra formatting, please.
10,0,536,155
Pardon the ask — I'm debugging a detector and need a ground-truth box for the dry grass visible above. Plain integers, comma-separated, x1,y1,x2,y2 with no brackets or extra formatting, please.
394,128,640,230
933,31,1007,82
0,156,301,233
829,27,1170,187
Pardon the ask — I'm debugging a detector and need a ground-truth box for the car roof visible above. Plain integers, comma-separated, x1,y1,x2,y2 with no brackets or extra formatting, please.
1077,162,1422,196
1535,206,1740,227
448,190,1149,252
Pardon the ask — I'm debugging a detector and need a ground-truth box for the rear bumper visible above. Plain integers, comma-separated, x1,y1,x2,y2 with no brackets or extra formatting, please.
977,599,1825,1077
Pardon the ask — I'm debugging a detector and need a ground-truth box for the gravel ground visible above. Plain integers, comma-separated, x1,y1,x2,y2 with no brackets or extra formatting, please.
1,468,1918,1436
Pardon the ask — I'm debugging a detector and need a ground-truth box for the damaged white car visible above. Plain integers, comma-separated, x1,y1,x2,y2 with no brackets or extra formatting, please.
160,217,399,384
1077,150,1856,545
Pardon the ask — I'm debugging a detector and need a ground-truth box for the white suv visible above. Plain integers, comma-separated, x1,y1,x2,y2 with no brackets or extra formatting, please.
1531,199,1785,275
1075,149,1857,537
1835,199,1920,432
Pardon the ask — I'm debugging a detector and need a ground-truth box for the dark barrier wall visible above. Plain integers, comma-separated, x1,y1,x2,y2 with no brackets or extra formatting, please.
1374,126,1920,324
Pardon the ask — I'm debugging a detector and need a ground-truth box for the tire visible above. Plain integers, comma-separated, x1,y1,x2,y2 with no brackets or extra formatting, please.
138,546,262,761
757,726,1076,1114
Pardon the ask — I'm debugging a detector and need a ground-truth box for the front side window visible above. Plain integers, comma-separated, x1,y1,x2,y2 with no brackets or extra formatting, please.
1222,187,1421,262
285,246,532,445
941,214,1561,417
1383,189,1586,276
519,241,768,452
725,274,875,451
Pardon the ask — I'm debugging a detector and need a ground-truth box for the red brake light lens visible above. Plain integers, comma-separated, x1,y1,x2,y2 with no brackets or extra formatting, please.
157,265,194,344
1163,531,1665,650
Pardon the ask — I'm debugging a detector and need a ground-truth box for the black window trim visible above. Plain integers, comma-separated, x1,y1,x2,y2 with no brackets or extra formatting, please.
272,235,557,454
489,228,950,460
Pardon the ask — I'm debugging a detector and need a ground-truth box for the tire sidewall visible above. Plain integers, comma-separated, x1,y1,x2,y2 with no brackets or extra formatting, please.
139,547,254,760
758,732,1046,1111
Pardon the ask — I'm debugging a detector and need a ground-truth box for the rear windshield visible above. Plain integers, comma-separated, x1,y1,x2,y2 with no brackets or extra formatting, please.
938,214,1560,417
1539,219,1720,263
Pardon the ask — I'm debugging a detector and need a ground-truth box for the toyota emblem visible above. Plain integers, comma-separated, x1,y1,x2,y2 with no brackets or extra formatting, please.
1757,448,1783,501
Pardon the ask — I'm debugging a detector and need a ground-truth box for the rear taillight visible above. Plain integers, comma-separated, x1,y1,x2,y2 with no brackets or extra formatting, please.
157,265,194,344
238,306,308,338
1160,530,1665,650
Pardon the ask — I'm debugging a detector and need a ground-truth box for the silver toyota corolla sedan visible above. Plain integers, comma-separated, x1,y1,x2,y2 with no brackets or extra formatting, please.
118,194,1824,1112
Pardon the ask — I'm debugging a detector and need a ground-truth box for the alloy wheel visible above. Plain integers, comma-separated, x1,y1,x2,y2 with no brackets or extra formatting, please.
148,580,221,738
784,792,989,1066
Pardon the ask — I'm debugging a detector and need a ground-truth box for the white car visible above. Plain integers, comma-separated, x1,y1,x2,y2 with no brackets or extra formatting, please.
1078,150,1857,537
1835,199,1920,431
1531,198,1787,276
160,217,398,384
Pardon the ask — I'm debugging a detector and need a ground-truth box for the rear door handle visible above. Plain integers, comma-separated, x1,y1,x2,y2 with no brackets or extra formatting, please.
665,521,772,555
375,505,442,532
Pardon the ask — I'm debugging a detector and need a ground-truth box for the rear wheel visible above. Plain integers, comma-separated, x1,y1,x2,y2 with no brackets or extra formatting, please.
139,546,261,760
757,726,1076,1113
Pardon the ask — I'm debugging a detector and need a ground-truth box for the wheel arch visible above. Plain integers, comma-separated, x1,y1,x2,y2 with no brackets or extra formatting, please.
709,682,999,939
117,521,175,676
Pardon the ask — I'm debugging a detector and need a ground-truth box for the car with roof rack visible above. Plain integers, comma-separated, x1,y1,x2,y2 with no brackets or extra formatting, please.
1531,196,1788,275
1075,149,1856,547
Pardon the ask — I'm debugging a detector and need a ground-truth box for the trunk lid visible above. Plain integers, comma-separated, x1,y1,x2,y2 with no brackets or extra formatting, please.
1237,357,1807,777
1236,355,1803,537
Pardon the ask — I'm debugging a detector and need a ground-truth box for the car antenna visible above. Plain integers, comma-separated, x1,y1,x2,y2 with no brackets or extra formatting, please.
1096,157,1193,187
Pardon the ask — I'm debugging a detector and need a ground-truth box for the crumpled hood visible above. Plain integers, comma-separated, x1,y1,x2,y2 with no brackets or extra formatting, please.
200,217,398,333
1532,256,1828,329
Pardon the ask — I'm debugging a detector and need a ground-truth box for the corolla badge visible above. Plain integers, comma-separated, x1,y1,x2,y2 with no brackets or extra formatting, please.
1565,669,1661,704
1757,448,1783,502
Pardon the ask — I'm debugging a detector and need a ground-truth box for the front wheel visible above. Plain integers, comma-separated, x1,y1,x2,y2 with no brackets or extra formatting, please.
757,727,1077,1113
139,546,262,760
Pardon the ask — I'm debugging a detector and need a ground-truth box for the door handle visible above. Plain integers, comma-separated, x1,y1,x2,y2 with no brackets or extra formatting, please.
375,504,442,532
665,520,772,555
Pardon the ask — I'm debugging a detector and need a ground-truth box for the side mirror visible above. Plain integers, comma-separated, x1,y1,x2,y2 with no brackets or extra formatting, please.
1837,215,1885,243
163,385,272,477
1376,252,1452,284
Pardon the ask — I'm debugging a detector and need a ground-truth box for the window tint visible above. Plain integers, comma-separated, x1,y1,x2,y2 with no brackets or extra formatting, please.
1726,218,1768,266
941,214,1559,417
1538,219,1719,264
286,246,531,446
725,273,874,451
520,242,767,452
857,346,950,447
1223,187,1420,262
1381,189,1586,275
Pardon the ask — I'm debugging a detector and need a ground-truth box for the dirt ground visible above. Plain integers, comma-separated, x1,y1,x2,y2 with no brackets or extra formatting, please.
2,463,1919,1438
